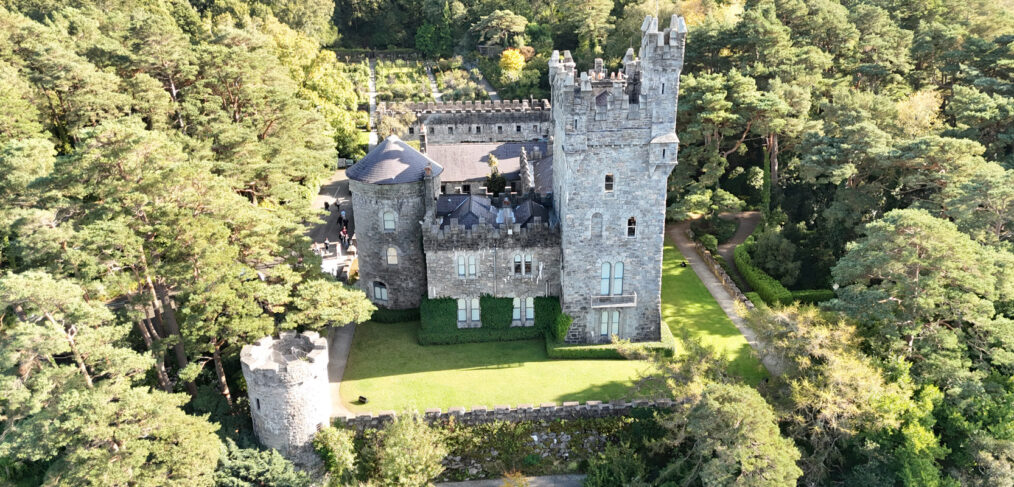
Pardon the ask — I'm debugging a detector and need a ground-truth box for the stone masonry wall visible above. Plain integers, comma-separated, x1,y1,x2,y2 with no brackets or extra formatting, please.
422,219,561,300
241,331,331,467
350,179,428,309
334,399,677,431
378,100,552,144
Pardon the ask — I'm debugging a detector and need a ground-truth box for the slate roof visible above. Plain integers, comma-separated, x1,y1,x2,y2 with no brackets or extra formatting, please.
425,142,549,183
347,135,443,184
435,194,553,229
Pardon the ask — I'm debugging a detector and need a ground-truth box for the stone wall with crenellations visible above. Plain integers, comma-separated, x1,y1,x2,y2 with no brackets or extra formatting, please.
334,399,678,431
378,100,553,144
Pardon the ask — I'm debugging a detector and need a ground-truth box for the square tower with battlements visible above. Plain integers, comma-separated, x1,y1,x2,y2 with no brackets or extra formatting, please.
549,15,685,343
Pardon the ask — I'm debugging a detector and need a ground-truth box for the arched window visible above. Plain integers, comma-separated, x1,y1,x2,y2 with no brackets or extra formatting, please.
373,282,388,302
524,254,533,274
612,262,624,295
600,263,611,295
382,210,396,231
387,247,398,264
627,217,636,237
514,254,522,275
457,256,466,277
591,213,603,239
604,174,614,192
525,297,534,322
468,256,477,277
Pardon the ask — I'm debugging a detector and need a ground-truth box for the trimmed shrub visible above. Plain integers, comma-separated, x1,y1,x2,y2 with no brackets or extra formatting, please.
544,325,676,359
371,306,420,323
533,296,561,332
791,289,835,304
554,313,573,342
479,295,512,329
419,326,542,345
313,427,356,482
699,233,718,254
745,292,770,311
734,244,792,305
419,296,457,333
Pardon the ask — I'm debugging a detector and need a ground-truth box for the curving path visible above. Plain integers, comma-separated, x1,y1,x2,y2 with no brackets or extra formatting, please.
716,211,763,292
666,222,783,376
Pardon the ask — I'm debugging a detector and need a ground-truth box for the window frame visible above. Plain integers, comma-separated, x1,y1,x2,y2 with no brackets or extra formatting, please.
373,282,388,302
467,255,477,277
524,254,533,275
457,256,466,277
514,254,522,275
386,247,398,265
513,298,521,322
525,297,534,322
604,174,614,192
600,262,611,295
612,262,624,296
470,298,480,323
627,217,636,238
382,210,396,232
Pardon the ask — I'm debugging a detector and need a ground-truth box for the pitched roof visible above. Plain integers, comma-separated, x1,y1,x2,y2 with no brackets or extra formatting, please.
347,135,443,184
424,142,548,183
435,194,553,229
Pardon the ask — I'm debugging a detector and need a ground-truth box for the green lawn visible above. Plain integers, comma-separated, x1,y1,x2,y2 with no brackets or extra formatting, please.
339,322,651,413
661,240,768,384
338,239,766,413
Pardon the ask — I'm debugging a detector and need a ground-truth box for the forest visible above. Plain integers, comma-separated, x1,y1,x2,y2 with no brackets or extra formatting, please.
1,0,1014,485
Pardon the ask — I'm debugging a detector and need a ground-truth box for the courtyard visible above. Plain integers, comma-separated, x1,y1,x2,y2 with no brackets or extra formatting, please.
338,238,765,413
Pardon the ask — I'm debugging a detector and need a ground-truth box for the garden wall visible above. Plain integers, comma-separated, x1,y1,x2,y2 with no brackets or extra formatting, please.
335,399,677,431
684,228,755,310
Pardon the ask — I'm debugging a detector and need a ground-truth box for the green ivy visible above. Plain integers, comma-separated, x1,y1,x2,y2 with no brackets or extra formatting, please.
533,297,561,332
420,296,457,333
479,295,513,329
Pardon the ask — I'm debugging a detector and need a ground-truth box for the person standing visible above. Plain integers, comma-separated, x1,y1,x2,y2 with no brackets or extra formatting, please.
324,238,330,252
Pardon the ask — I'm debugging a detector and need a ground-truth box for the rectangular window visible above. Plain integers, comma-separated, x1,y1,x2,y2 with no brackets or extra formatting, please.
513,298,521,321
256,398,260,410
476,126,481,134
470,298,480,323
600,310,619,336
497,125,503,134
448,126,454,134
457,256,466,277
600,310,609,336
612,262,624,295
429,126,434,134
604,174,614,192
525,297,534,322
524,255,532,275
533,125,538,131
516,125,521,132
600,263,611,295
457,299,467,323
462,184,471,194
468,256,477,277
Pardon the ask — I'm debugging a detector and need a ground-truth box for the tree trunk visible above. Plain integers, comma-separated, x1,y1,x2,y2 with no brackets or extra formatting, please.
158,286,197,396
770,134,780,188
212,339,233,406
46,312,93,389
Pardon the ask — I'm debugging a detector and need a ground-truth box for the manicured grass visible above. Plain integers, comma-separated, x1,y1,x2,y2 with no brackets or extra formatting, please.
339,322,651,413
661,240,768,384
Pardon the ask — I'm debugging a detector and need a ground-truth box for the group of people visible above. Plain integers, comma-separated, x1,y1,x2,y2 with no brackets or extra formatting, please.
320,201,353,254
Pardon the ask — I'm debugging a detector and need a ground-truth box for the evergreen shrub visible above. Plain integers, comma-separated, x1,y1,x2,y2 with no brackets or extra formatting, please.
544,325,676,359
371,306,420,323
584,443,648,487
533,297,561,332
734,243,792,305
419,296,457,333
479,295,513,329
418,296,541,345
313,427,356,482
790,289,835,304
699,234,719,254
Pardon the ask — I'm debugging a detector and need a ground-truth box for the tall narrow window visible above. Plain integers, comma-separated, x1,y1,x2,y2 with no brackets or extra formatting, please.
600,310,620,336
457,299,467,323
373,282,388,302
476,126,481,134
457,256,466,277
600,310,609,336
513,298,521,321
468,256,477,277
516,125,521,132
611,310,620,335
604,174,614,192
612,262,624,295
408,126,415,135
382,211,396,231
591,213,603,239
627,217,636,237
387,247,398,264
514,254,522,274
524,254,533,275
497,125,503,134
448,126,454,134
470,298,480,322
661,83,665,95
600,263,611,295
525,297,534,322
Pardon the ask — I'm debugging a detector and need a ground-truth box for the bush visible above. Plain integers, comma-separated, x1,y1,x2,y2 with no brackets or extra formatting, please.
790,289,835,304
313,427,356,482
371,306,420,323
376,415,447,487
699,234,719,254
745,292,770,311
734,243,792,305
533,297,561,332
420,296,457,333
584,443,648,487
215,439,311,487
419,296,543,344
544,325,676,359
553,313,573,342
480,295,513,329
419,326,542,345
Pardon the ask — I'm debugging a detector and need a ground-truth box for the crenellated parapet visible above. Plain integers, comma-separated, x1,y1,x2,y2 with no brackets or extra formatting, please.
423,216,560,251
378,99,551,115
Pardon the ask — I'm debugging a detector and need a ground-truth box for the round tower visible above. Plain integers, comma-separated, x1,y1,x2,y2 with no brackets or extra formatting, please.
347,135,443,309
240,331,330,466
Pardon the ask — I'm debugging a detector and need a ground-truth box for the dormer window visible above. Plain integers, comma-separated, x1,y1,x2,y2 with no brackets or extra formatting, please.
604,174,614,192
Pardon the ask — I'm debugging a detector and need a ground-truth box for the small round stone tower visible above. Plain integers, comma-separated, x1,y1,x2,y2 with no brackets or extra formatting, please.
347,135,443,309
240,331,330,466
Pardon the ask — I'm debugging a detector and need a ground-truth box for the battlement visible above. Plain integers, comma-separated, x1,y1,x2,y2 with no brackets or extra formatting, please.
637,14,687,57
423,215,560,251
378,99,551,115
240,331,328,383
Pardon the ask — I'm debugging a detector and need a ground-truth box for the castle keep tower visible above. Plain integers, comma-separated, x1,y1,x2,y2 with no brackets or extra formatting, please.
347,135,443,309
241,331,331,466
549,15,685,343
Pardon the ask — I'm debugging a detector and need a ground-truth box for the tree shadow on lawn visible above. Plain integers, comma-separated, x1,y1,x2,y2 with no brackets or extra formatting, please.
553,379,646,405
341,321,550,382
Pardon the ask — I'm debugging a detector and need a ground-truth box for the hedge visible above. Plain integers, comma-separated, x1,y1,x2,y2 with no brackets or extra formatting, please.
745,292,770,311
544,324,676,359
553,314,573,342
420,296,457,333
371,306,420,323
734,243,792,305
479,295,513,329
533,297,561,332
791,289,835,304
419,295,543,345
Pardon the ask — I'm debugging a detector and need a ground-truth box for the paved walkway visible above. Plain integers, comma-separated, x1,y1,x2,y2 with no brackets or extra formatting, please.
328,324,357,417
426,65,443,102
437,474,585,487
666,223,783,376
368,58,378,149
716,211,763,292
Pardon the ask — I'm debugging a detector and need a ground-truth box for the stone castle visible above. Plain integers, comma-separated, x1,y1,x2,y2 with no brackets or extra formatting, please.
354,15,686,343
